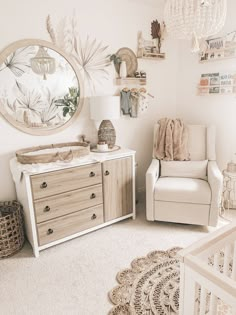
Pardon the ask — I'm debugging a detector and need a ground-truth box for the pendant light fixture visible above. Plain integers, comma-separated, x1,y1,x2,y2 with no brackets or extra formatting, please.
31,46,56,80
164,0,227,52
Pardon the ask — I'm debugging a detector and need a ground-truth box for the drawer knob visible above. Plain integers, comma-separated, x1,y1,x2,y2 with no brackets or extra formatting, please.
91,213,97,220
44,206,50,212
90,193,96,199
105,170,110,176
89,171,95,177
40,182,48,189
47,228,53,235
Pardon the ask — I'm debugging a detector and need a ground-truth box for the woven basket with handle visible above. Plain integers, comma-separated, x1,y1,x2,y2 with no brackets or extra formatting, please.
0,201,25,258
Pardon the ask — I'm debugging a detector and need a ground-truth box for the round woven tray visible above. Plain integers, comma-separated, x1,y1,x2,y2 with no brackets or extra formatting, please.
0,201,25,258
16,141,90,164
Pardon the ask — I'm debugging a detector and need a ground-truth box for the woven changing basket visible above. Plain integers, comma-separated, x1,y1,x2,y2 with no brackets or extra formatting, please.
0,201,24,258
16,141,90,164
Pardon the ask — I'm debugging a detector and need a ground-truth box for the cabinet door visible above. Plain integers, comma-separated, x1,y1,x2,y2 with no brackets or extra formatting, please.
103,157,133,222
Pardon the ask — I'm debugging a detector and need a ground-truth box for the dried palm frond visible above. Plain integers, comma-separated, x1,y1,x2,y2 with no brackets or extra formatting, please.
46,15,56,44
45,14,111,95
151,20,161,39
4,46,36,77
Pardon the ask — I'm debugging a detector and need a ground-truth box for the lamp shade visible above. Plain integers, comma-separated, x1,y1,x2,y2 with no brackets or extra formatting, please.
90,96,120,121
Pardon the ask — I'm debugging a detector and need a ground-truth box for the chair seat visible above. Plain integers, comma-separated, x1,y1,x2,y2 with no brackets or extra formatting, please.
154,177,211,204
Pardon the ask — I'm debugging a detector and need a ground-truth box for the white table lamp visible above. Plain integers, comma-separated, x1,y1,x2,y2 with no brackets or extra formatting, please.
90,96,120,148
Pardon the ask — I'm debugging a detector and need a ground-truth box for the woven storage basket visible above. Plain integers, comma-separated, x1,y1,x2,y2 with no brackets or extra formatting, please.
16,141,90,164
0,201,24,258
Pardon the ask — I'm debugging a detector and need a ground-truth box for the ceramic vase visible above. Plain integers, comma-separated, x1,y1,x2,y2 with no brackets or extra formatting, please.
119,61,127,79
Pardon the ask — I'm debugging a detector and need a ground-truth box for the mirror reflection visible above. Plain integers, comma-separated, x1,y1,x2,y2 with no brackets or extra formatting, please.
0,41,82,134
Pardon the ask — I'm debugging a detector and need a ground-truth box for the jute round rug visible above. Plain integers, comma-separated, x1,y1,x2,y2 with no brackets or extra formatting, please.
108,247,232,315
108,247,182,315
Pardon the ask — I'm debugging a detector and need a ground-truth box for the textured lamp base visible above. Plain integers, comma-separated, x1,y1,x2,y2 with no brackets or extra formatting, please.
98,120,116,148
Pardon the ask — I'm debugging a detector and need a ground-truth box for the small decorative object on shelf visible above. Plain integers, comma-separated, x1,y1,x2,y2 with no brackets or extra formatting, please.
198,72,236,95
137,19,166,60
134,71,146,79
119,61,127,79
0,201,24,258
151,20,162,53
199,30,236,63
110,53,122,73
140,71,146,78
112,47,138,77
111,47,147,84
134,71,141,78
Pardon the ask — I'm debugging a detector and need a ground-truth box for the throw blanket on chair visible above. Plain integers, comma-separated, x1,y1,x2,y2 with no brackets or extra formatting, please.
155,118,190,161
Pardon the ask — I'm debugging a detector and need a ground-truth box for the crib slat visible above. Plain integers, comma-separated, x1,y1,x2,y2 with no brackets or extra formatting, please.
232,241,236,281
182,266,197,315
209,294,218,315
223,244,231,276
199,287,207,315
209,253,220,315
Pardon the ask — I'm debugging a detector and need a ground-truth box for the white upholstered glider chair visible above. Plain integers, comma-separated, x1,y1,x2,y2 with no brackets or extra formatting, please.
146,124,223,227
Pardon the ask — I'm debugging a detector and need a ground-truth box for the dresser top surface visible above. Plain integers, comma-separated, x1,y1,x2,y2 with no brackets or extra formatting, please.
10,148,135,182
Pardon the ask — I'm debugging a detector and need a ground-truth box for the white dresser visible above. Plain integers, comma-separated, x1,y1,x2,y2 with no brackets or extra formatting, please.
10,149,136,257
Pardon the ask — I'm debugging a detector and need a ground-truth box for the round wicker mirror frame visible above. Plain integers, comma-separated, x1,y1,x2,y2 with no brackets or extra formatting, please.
0,39,84,135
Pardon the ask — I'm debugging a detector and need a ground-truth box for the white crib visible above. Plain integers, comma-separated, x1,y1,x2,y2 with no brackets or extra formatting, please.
179,223,236,315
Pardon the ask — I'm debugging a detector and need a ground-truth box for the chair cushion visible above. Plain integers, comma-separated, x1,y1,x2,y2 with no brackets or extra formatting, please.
154,177,211,204
160,160,208,180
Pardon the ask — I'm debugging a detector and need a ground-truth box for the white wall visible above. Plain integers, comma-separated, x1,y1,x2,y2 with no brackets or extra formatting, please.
0,0,179,200
176,0,236,170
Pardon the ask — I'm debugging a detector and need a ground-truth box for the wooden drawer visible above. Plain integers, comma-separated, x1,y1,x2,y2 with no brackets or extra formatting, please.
34,184,103,223
37,205,104,246
31,163,101,200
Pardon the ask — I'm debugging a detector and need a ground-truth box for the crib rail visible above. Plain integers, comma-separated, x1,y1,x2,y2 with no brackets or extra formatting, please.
179,223,236,315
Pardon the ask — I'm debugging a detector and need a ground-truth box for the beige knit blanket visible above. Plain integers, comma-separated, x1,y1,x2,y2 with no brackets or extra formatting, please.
155,118,190,161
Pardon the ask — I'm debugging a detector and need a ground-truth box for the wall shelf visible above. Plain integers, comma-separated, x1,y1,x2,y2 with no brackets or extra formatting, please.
115,77,147,86
137,31,166,61
138,53,165,60
199,44,236,63
198,84,236,95
198,72,236,95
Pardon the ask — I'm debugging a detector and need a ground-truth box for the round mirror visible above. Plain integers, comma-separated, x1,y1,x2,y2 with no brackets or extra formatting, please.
0,39,84,135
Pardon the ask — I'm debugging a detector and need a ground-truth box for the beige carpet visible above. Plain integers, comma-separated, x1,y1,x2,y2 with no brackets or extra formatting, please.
0,195,235,315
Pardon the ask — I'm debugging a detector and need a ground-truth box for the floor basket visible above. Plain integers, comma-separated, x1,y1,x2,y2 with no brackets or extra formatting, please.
0,201,24,258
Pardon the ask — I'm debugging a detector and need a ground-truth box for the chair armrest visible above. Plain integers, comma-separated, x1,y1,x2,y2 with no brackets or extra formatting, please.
208,161,223,226
146,159,160,221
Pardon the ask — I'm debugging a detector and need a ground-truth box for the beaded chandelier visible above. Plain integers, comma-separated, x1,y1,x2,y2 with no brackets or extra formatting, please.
31,47,55,80
164,0,227,51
